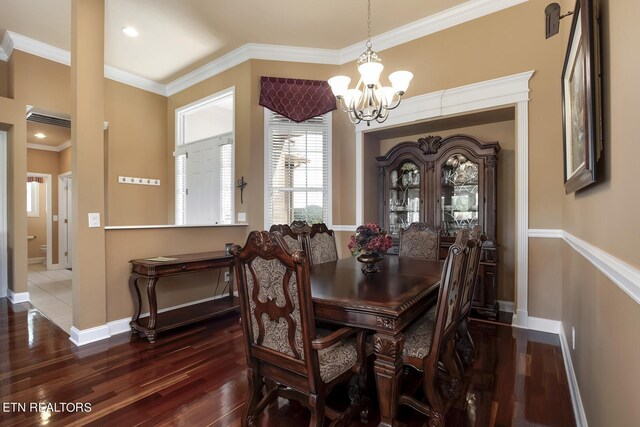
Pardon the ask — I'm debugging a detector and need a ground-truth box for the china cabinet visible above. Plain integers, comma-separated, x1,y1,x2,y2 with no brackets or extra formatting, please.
377,134,501,318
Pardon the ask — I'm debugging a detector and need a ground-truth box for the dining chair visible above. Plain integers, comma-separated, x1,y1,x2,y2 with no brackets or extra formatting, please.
456,225,486,367
307,223,339,266
269,223,303,251
290,220,312,235
397,229,471,427
398,222,440,260
231,231,368,427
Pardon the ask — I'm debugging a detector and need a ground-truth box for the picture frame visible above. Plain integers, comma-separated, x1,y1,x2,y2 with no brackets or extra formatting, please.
561,0,602,193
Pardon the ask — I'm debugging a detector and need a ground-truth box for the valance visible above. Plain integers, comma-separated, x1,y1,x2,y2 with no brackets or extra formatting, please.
259,76,336,123
27,176,45,183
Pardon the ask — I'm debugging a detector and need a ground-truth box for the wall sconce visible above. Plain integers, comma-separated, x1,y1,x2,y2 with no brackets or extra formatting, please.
545,3,574,38
236,177,247,204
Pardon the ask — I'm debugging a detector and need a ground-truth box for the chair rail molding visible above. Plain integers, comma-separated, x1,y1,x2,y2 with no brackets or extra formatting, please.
529,229,640,306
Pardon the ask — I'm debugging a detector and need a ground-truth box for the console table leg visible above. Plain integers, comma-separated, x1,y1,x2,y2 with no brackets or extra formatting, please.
146,277,159,334
128,274,142,334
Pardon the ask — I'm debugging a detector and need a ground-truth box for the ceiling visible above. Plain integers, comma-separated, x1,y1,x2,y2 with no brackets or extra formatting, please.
26,121,71,147
0,0,467,84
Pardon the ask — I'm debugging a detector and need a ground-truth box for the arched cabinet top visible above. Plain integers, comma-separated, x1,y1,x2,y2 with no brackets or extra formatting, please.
376,134,501,166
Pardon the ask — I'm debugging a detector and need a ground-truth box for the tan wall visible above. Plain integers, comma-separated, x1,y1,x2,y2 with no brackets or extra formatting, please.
105,226,248,321
560,0,640,425
105,79,168,226
0,60,9,98
59,147,71,173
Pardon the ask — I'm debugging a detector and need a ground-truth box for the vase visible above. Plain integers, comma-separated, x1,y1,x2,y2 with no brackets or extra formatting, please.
357,252,383,274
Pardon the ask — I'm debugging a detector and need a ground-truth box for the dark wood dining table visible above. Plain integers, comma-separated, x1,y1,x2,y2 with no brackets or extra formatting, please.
309,255,443,427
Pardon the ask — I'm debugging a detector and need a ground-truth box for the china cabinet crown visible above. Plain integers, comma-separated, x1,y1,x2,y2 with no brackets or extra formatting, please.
377,134,501,318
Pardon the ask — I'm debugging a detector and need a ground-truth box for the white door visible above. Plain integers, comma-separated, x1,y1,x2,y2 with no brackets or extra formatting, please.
185,139,219,224
58,174,73,269
0,131,7,298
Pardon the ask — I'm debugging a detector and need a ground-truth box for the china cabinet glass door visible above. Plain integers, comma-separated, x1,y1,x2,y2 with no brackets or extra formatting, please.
439,154,480,236
388,160,421,236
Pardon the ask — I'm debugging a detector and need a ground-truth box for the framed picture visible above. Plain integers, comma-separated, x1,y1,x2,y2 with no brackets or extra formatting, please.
561,0,602,193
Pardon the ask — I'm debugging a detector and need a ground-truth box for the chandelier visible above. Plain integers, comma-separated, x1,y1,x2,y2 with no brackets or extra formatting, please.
328,0,413,126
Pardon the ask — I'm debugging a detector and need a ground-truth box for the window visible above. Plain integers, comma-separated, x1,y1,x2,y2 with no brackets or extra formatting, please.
27,181,39,217
265,110,331,228
175,88,234,225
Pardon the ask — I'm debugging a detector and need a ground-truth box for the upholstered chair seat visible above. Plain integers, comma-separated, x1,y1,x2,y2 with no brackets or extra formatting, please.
317,334,359,382
402,305,437,359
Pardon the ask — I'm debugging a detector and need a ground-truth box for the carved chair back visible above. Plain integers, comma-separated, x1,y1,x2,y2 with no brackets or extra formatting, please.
398,222,440,260
460,225,486,318
269,223,303,251
290,220,312,235
232,231,322,393
307,223,338,266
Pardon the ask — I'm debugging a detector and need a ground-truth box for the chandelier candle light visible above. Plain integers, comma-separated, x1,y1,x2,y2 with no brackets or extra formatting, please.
328,0,413,126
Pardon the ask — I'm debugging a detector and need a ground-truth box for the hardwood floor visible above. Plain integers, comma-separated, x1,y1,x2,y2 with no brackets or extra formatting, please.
0,299,575,426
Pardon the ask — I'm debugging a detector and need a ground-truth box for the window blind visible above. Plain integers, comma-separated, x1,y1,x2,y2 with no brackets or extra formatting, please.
266,111,330,227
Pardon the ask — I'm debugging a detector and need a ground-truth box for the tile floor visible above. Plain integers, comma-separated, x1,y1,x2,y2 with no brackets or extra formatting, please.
27,263,73,333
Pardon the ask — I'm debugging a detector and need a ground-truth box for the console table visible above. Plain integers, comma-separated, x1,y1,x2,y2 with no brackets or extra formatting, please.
128,251,238,343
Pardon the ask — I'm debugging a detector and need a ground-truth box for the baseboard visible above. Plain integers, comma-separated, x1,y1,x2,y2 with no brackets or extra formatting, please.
28,257,45,264
70,292,239,346
526,316,562,334
69,324,111,346
497,299,514,313
7,289,30,304
559,323,589,427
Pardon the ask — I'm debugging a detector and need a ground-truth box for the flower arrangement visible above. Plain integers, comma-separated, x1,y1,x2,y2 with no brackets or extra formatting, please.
348,223,393,256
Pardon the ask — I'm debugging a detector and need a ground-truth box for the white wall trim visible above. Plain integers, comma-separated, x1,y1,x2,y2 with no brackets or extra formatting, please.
0,30,14,62
563,231,640,306
69,325,111,347
4,1,529,96
522,316,562,334
331,225,357,232
28,257,45,265
497,299,515,313
529,229,640,306
26,141,71,153
339,0,528,63
7,289,30,304
513,100,530,329
8,31,70,65
0,131,7,298
559,323,589,427
528,228,564,238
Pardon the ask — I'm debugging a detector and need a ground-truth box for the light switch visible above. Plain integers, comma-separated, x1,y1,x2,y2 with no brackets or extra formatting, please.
237,212,246,222
88,213,101,228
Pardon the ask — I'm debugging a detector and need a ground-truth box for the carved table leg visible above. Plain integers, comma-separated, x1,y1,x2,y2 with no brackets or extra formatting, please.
128,273,142,334
373,332,404,427
145,277,159,343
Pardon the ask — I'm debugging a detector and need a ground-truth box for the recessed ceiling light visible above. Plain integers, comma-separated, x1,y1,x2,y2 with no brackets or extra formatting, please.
34,133,46,139
122,26,139,37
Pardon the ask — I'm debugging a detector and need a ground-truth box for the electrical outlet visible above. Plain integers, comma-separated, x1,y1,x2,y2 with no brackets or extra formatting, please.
571,326,576,351
224,271,230,282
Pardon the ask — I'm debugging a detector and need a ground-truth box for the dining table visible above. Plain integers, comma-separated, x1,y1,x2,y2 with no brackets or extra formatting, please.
309,255,443,427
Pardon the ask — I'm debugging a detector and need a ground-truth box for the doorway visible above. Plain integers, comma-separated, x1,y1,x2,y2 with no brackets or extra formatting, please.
26,172,73,333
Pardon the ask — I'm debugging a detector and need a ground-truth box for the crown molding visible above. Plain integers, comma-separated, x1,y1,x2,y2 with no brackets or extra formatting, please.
166,44,340,96
167,0,528,96
0,31,14,62
4,0,528,96
8,31,70,65
27,140,71,152
338,0,529,63
103,65,167,96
